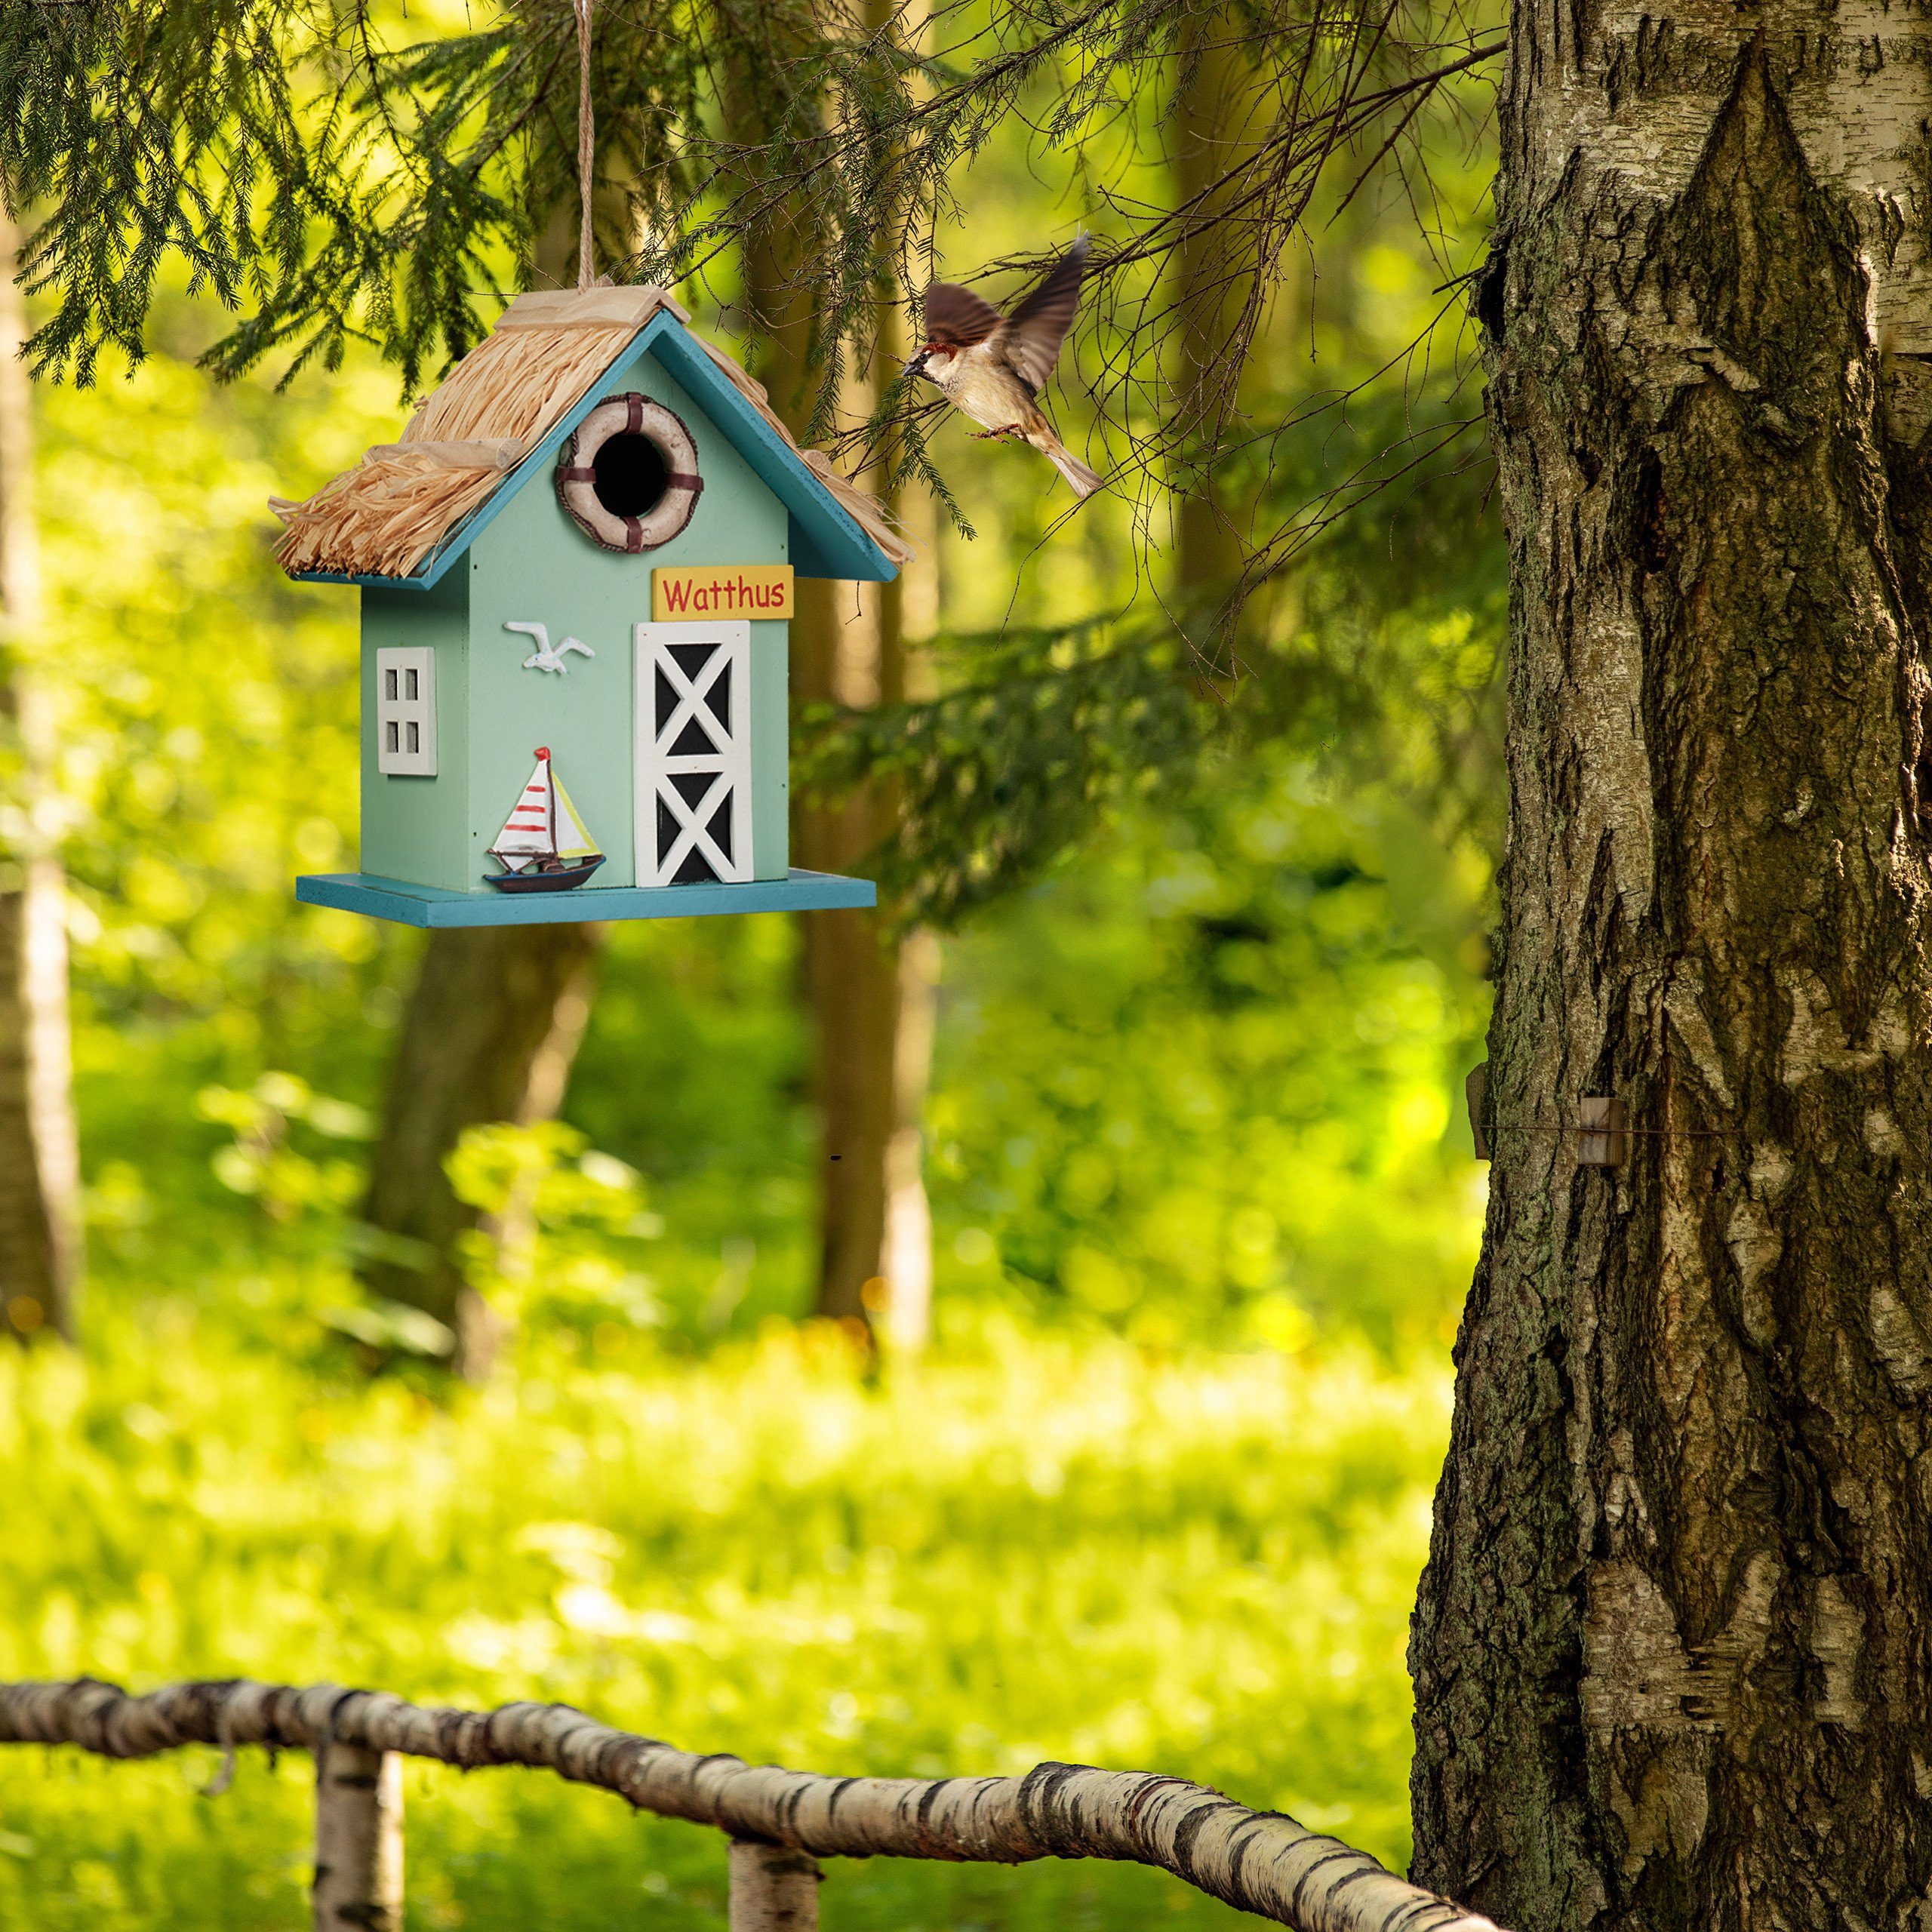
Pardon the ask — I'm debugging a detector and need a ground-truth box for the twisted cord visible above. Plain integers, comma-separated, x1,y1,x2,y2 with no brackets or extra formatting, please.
575,0,595,288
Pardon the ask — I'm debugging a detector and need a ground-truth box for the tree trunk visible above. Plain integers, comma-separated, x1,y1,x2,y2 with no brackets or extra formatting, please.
0,215,82,1345
360,924,601,1374
728,1839,821,1932
312,1743,403,1932
792,571,918,1336
880,926,940,1352
1173,11,1255,614
358,211,612,1377
731,0,940,1346
794,574,943,1344
1410,17,1932,1926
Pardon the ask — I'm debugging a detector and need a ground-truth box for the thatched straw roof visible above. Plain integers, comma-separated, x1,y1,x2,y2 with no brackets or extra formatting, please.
272,286,913,583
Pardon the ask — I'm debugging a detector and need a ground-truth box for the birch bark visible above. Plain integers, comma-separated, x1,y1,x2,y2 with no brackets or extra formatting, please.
0,1678,1501,1932
0,214,81,1343
312,1743,403,1932
1410,5,1932,1921
728,1838,821,1932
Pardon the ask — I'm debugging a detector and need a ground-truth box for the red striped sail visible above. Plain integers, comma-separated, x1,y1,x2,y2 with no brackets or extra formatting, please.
488,749,557,870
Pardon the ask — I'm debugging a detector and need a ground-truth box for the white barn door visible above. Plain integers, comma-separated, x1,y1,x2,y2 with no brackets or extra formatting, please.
634,620,753,886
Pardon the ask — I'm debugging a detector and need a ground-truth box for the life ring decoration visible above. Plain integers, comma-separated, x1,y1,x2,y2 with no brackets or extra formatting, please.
555,394,703,553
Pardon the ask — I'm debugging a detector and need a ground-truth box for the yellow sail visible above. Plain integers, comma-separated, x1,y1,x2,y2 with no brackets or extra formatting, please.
552,773,602,860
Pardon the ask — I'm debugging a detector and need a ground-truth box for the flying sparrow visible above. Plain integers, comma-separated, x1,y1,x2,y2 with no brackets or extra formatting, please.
908,237,1102,500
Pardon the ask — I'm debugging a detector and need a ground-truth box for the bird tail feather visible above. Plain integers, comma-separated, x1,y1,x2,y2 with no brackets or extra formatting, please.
1030,430,1103,500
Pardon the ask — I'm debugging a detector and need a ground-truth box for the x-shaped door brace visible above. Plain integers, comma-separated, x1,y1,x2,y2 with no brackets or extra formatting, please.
654,770,737,881
650,642,745,882
654,649,731,759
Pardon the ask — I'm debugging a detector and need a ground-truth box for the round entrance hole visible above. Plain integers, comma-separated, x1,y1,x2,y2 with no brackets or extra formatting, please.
591,432,672,519
555,394,703,552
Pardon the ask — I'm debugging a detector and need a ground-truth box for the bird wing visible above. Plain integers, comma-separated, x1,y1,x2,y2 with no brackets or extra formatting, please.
993,236,1090,393
923,281,1005,348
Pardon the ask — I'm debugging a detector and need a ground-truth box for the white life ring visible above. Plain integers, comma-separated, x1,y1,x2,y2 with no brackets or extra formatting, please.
555,394,703,553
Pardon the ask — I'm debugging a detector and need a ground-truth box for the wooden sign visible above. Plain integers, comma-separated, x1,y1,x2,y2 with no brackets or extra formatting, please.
653,564,794,621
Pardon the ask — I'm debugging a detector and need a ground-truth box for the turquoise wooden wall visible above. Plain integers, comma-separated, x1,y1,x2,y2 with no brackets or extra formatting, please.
358,338,791,894
360,573,470,891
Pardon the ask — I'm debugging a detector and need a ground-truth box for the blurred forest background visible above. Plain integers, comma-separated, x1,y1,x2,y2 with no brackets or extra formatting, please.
0,0,1503,1924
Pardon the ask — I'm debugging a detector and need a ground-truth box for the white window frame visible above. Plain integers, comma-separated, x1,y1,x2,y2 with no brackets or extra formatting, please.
375,646,438,777
635,620,752,886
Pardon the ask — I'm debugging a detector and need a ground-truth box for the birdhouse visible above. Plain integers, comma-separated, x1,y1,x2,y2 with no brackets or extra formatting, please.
272,285,910,928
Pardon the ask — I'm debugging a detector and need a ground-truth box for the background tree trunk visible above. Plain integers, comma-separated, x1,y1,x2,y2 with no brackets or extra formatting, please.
791,439,940,1343
0,214,82,1345
792,561,921,1337
357,215,612,1375
794,452,940,1349
312,1743,403,1932
880,925,940,1352
1410,17,1932,1925
1173,11,1255,616
361,924,601,1373
732,0,940,1347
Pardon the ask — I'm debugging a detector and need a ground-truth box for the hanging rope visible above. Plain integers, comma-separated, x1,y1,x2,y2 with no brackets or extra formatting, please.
574,0,595,288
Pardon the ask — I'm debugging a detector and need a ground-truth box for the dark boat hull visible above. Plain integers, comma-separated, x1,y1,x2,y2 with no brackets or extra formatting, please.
484,856,606,894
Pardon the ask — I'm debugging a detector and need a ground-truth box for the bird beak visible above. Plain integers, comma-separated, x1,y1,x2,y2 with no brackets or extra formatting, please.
903,348,929,381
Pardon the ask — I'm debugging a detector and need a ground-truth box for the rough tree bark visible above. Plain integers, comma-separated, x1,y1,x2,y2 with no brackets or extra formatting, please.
1410,13,1932,1926
0,214,82,1345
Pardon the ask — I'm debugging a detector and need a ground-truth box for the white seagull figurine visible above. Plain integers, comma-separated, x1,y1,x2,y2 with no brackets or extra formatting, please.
505,622,595,675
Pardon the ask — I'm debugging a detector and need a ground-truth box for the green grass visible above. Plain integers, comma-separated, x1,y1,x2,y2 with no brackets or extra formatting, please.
0,1303,1447,1930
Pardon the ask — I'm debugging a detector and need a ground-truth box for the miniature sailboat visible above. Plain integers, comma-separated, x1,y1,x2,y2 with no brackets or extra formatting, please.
485,747,606,891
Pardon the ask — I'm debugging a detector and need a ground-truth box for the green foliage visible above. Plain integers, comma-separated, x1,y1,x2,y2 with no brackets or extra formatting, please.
448,1121,665,1337
801,386,1504,935
0,1300,1448,1927
198,1071,372,1222
928,743,1489,1351
2,0,1500,533
799,615,1211,927
0,2,315,383
318,1294,459,1361
2,19,1513,1929
35,299,394,1034
28,297,1500,1353
0,0,744,386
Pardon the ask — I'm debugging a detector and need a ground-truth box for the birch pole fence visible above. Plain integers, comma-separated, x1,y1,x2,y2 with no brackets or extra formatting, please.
0,1678,1505,1932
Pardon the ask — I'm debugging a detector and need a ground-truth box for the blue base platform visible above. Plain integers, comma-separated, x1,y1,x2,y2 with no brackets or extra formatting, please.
297,869,878,929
